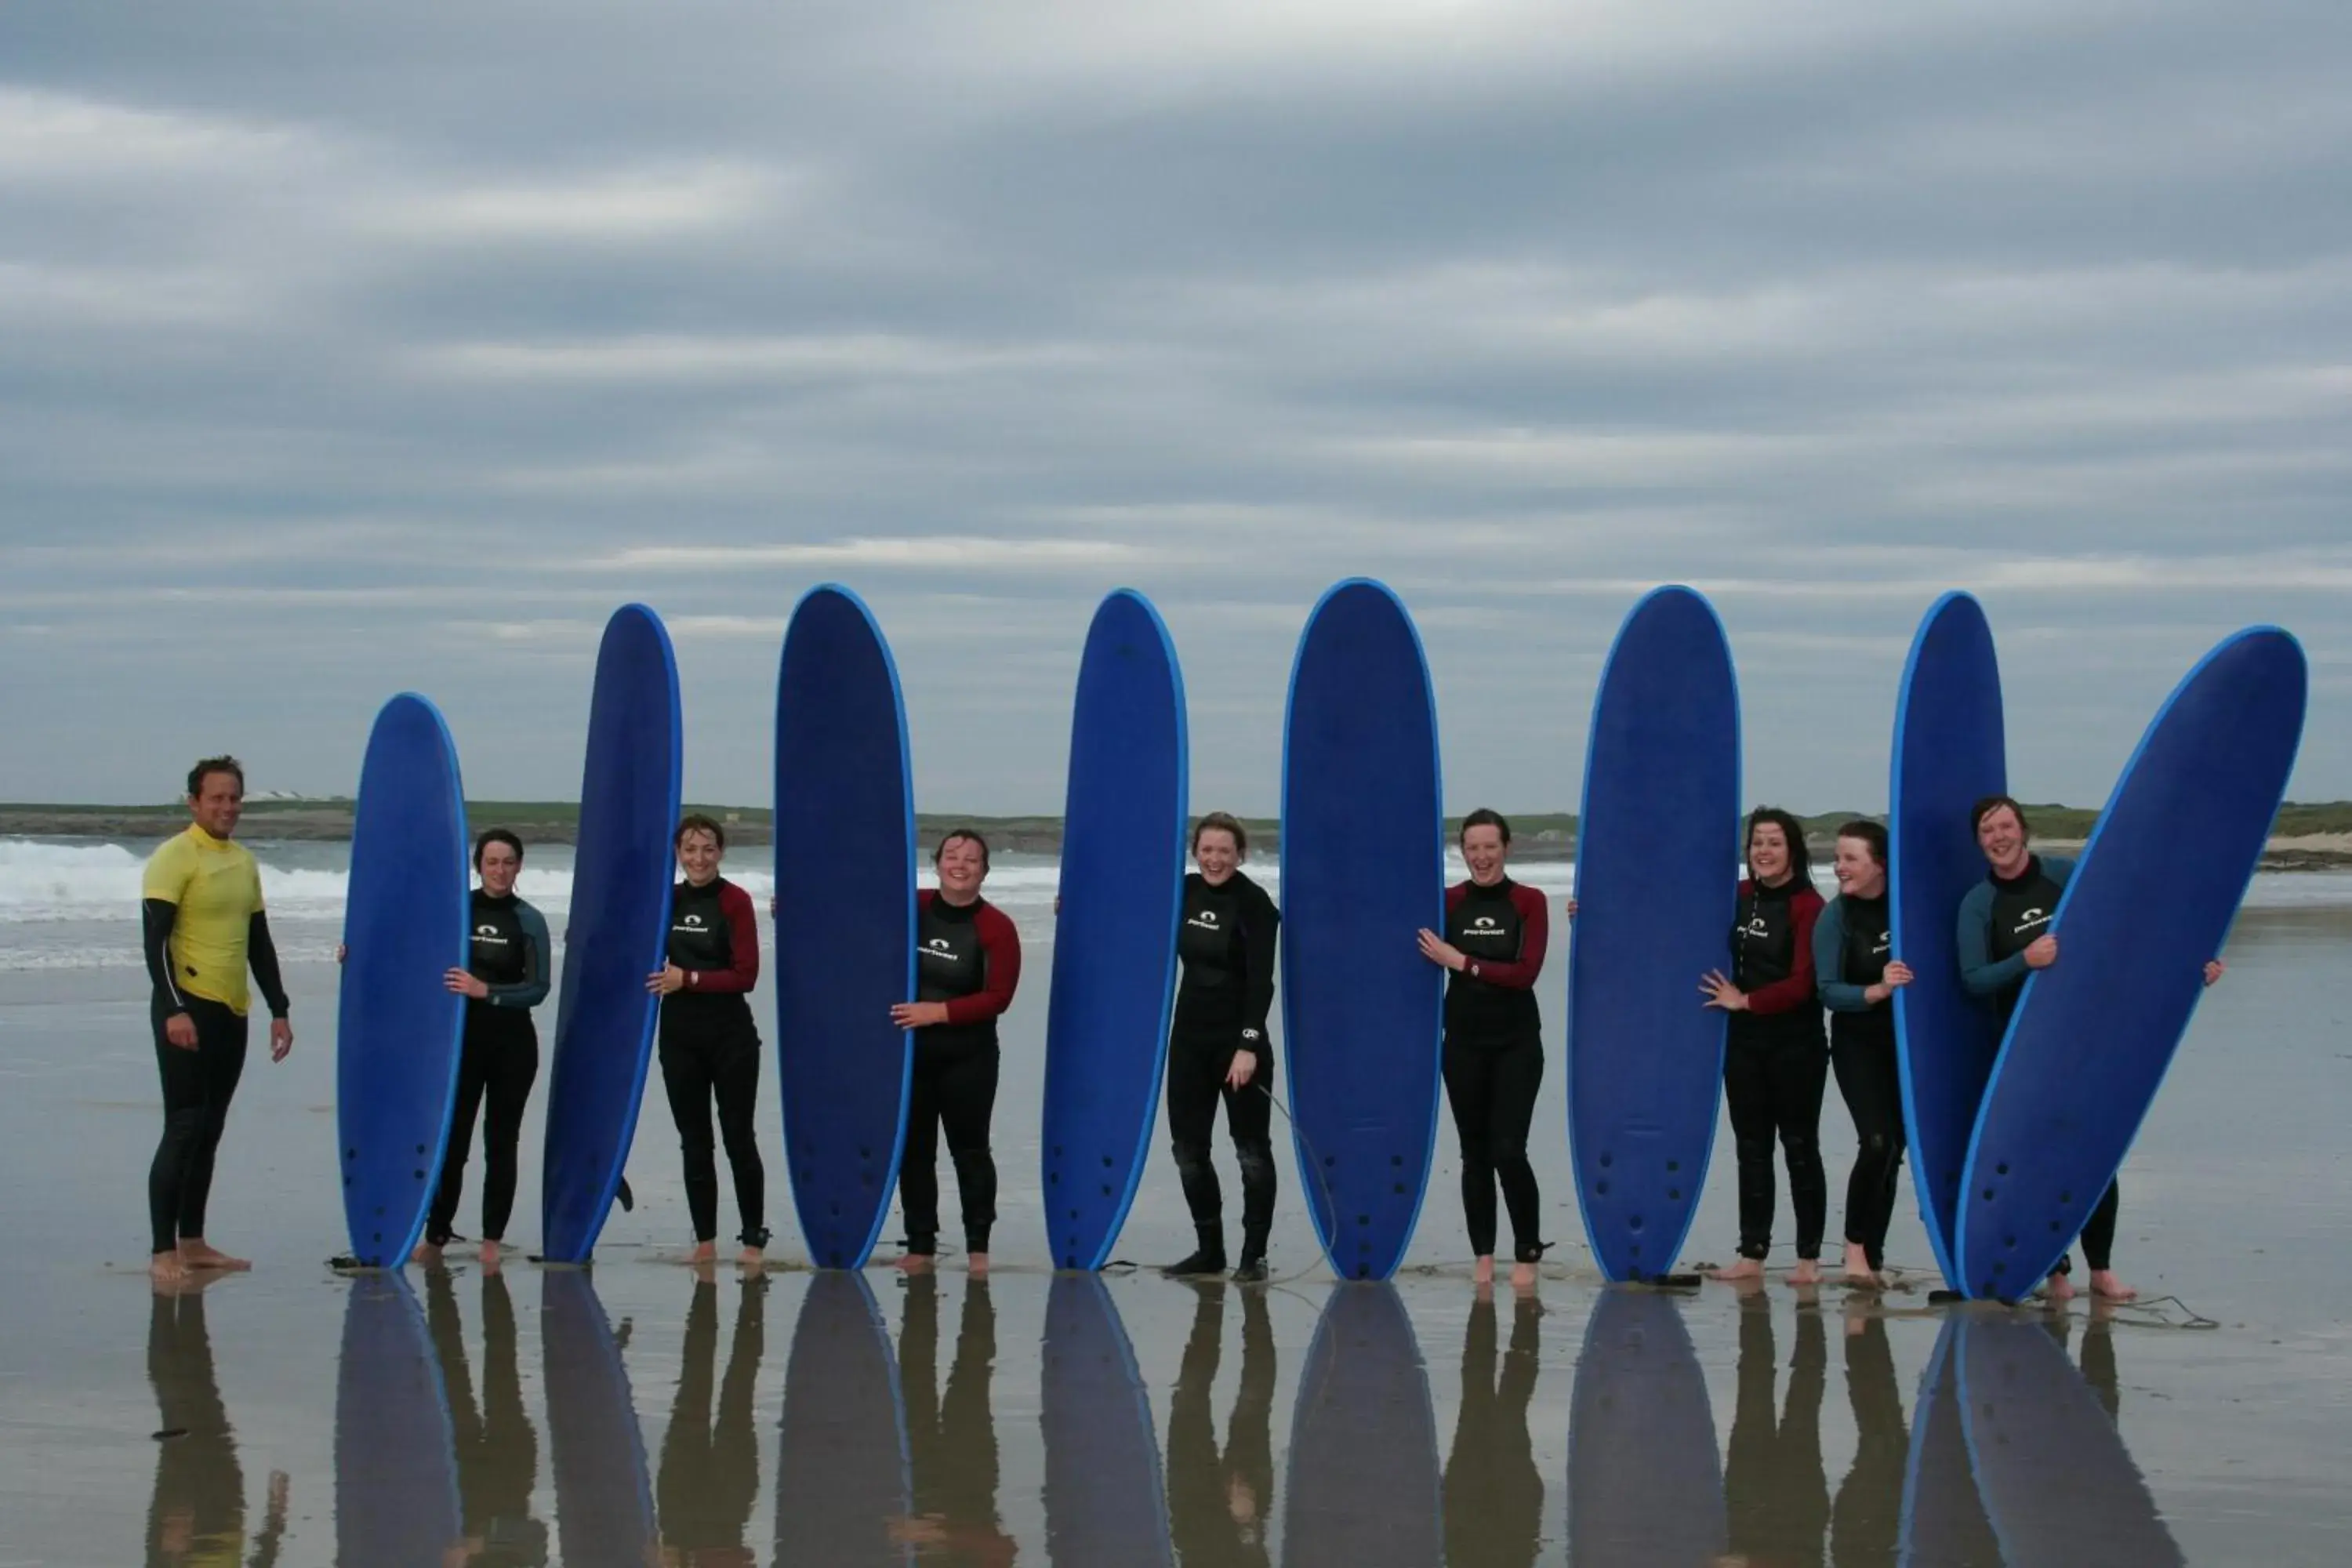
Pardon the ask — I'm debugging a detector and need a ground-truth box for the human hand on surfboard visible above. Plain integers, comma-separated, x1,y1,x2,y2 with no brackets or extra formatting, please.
444,968,488,999
2024,934,2060,968
1415,928,1468,971
646,962,688,996
1697,970,1748,1011
891,1000,952,1029
1865,960,1915,1004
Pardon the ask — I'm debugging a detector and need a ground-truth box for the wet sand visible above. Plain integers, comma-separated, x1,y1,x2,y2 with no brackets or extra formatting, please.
3,903,2350,1563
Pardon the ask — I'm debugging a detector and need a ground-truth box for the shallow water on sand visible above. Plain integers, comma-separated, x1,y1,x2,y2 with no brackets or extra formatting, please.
2,857,2350,1563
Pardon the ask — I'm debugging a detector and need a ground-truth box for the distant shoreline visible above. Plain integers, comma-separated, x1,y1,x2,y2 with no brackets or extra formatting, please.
8,801,2350,869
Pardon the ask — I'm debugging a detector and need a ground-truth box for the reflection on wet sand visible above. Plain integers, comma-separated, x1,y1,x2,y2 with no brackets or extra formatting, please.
145,1282,289,1568
335,1272,459,1568
425,1269,547,1566
657,1274,764,1566
1167,1281,1275,1568
541,1269,658,1568
1040,1273,1172,1567
775,1272,909,1566
1568,1289,1725,1566
1958,1312,2184,1566
898,1273,1017,1566
269,1265,2198,1567
1443,1292,1543,1568
1726,1290,1829,1562
1283,1283,1441,1568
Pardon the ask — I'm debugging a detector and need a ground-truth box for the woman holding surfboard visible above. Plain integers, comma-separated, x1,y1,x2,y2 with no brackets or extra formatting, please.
1161,811,1283,1284
1415,808,1551,1290
891,829,1023,1275
1956,794,2223,1303
648,814,769,1268
1814,819,1911,1288
1702,808,1830,1286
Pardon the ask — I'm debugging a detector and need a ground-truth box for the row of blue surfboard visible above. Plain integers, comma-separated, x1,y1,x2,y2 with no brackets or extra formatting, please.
336,582,2305,1298
337,1268,2180,1566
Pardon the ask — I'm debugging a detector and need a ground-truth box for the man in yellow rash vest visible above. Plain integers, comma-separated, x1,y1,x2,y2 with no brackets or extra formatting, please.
142,757,294,1285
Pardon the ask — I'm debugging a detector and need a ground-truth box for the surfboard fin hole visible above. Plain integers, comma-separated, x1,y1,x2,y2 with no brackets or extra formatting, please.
1600,1153,1613,1168
1101,1185,1112,1196
2060,1189,2073,1203
1596,1181,1610,1196
1048,1172,1059,1185
1996,1162,2009,1176
1630,1216,1644,1232
1982,1188,1996,1200
1357,1214,1370,1226
1393,1183,1406,1194
1102,1155,1113,1167
1666,1160,1679,1172
1668,1189,1682,1201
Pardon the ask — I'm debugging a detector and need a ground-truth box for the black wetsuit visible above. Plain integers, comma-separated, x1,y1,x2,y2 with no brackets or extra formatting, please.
1439,878,1550,1262
1722,878,1829,1262
1817,891,1905,1272
656,1277,764,1558
1443,1294,1544,1568
1167,1284,1276,1568
1972,855,2119,1273
1166,871,1282,1265
426,888,550,1247
657,876,766,1247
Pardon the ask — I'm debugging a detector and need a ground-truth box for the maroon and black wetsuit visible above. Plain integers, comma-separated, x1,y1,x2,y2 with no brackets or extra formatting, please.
1440,877,1550,1261
900,889,1022,1254
1723,876,1828,1262
658,874,766,1247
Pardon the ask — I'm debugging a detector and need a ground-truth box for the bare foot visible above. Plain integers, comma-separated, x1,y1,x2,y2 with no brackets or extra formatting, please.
1711,1257,1764,1283
151,1250,191,1286
1789,1257,1822,1287
895,1252,935,1273
967,1252,989,1277
178,1240,251,1272
737,1246,764,1271
688,1240,717,1265
1509,1260,1537,1293
2088,1269,2136,1301
1472,1254,1495,1286
479,1239,501,1271
411,1240,443,1268
2045,1269,2077,1305
1841,1243,1885,1289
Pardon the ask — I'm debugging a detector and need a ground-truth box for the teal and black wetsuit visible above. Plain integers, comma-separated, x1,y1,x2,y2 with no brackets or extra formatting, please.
426,887,551,1247
1817,890,1903,1271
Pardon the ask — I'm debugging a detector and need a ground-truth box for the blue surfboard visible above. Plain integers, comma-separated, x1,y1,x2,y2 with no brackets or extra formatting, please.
1897,1316,2002,1568
1958,1316,2183,1564
1042,590,1189,1270
335,1273,461,1568
540,604,682,1262
1889,591,2009,1291
336,692,470,1269
542,1270,659,1566
1283,1283,1441,1568
775,1272,913,1566
1041,1276,1174,1566
1279,579,1444,1282
1955,627,2306,1299
1566,1289,1726,1566
1568,586,1740,1283
774,585,917,1269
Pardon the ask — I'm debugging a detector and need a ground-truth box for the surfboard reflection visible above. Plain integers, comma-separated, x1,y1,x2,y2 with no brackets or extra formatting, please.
774,1270,912,1566
1443,1292,1544,1568
656,1274,764,1566
1566,1288,1726,1567
539,1269,658,1567
1040,1274,1174,1567
1900,1316,2005,1568
335,1272,461,1568
423,1269,547,1566
144,1281,289,1568
1167,1281,1276,1568
1283,1282,1441,1568
1957,1313,2184,1566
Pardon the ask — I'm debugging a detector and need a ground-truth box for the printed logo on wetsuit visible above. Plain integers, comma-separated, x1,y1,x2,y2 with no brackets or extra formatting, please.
920,938,958,962
474,923,510,948
1871,931,1891,958
2009,906,2051,939
1740,916,1771,940
1461,914,1512,946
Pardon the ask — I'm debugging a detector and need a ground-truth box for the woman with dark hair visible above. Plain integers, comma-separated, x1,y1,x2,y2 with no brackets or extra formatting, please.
1417,808,1551,1290
419,829,551,1267
1814,819,1911,1287
1162,811,1283,1283
1702,806,1829,1284
1955,794,2223,1302
891,829,1022,1275
648,813,768,1268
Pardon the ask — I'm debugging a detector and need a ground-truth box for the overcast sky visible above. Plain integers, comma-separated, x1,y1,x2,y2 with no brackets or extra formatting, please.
5,2,2347,815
